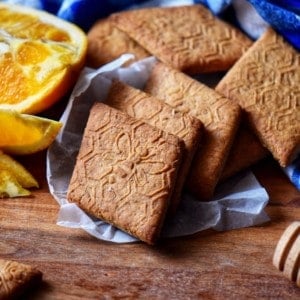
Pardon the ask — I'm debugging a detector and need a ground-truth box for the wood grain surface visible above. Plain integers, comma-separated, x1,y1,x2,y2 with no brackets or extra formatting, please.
1,117,300,299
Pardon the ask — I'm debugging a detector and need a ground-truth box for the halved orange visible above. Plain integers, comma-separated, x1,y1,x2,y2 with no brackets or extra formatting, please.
0,109,62,155
0,3,87,114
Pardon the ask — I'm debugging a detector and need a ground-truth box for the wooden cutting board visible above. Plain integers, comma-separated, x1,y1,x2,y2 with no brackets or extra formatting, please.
1,142,299,299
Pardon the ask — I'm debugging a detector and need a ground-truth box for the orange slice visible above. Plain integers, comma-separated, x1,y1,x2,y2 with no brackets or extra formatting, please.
0,150,38,189
0,109,62,155
0,3,87,114
0,170,31,198
0,150,39,198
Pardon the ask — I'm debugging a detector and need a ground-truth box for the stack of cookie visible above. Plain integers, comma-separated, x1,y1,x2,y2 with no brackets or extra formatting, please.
68,5,299,244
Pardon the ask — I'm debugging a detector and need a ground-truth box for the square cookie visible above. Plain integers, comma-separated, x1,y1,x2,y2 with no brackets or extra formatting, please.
111,5,252,74
87,18,149,68
67,102,183,244
216,28,300,167
0,259,42,299
106,80,203,213
145,62,241,200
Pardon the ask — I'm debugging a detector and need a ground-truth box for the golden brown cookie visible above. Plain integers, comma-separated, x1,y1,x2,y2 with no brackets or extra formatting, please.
111,5,252,74
145,62,241,200
220,124,269,181
216,28,300,167
67,102,183,244
86,18,150,68
105,80,203,213
0,259,42,299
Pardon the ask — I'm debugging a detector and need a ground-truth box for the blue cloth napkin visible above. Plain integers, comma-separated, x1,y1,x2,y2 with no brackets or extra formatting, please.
2,0,149,30
2,0,300,190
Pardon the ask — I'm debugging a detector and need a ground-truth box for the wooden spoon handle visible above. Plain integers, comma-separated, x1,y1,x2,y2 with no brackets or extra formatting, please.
273,221,300,287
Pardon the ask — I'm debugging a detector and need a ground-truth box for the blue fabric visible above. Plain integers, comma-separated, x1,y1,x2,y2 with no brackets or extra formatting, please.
285,156,300,190
2,0,149,31
194,0,231,14
291,159,300,189
56,0,148,30
248,0,300,50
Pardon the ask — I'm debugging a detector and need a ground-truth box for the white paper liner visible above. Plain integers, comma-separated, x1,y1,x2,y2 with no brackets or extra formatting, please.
46,55,270,243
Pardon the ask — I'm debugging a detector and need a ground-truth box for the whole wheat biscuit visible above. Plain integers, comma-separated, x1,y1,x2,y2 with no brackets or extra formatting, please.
145,62,241,200
0,259,42,299
105,80,203,213
111,5,252,74
216,28,300,167
67,102,183,244
86,18,149,68
220,124,269,181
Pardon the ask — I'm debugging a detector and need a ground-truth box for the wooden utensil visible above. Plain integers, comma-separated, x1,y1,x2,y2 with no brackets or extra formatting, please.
273,221,300,287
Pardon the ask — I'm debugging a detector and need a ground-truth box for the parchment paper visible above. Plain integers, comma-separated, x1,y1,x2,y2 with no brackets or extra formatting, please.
46,55,270,243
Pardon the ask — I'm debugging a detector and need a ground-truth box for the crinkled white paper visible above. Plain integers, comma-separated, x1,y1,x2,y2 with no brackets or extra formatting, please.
46,55,270,243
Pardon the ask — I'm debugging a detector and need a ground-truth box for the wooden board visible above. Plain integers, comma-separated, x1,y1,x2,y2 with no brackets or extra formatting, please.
1,89,300,299
0,149,299,299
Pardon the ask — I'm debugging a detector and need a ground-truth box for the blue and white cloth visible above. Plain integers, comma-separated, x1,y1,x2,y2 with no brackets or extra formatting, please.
2,0,300,190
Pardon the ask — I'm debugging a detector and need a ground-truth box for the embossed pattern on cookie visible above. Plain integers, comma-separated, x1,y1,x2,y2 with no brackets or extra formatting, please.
145,63,241,200
111,5,252,74
216,28,300,167
0,259,42,299
67,103,183,244
87,18,150,68
106,80,203,213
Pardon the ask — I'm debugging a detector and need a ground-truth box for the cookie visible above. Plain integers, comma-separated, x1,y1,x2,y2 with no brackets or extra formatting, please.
105,80,203,213
220,124,269,181
86,18,150,68
0,259,42,299
145,62,241,200
216,28,300,167
67,102,183,244
111,5,252,74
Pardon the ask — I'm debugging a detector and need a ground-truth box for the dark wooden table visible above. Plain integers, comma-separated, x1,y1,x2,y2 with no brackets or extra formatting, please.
1,148,299,299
